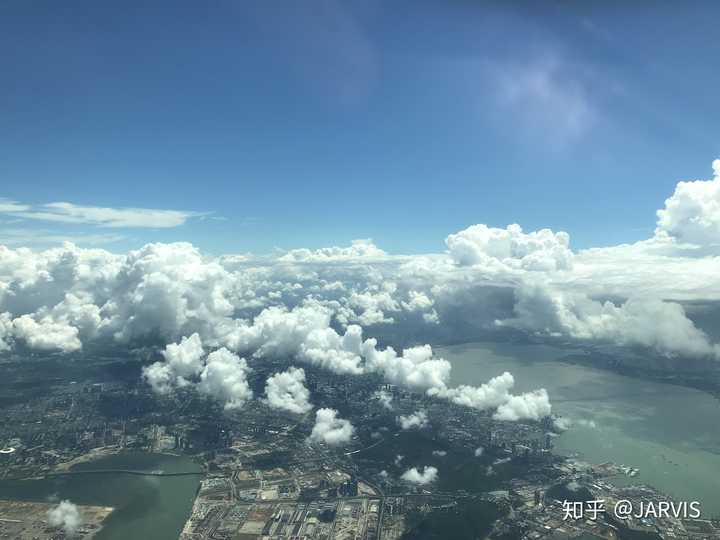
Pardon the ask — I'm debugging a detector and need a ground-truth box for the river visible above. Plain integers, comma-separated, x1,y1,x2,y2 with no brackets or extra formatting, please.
0,452,202,540
440,341,720,518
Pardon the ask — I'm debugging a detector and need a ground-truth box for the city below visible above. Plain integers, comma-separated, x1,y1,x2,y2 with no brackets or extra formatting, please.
0,351,717,540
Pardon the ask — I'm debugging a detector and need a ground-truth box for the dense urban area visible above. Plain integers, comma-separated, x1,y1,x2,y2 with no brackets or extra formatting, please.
0,349,718,540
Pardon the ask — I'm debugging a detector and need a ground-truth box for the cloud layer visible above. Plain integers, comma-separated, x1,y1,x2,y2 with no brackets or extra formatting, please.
3,159,720,422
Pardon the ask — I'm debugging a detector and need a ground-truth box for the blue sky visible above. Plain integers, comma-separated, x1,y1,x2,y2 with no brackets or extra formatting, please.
1,0,719,254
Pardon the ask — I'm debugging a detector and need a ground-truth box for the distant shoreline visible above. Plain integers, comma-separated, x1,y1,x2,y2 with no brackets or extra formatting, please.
438,340,720,403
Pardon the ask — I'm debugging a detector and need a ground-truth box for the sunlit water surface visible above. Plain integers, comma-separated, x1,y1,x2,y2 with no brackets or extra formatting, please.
440,342,720,517
0,452,201,540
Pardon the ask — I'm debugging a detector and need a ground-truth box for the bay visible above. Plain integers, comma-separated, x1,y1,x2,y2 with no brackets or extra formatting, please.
440,341,720,518
0,452,202,540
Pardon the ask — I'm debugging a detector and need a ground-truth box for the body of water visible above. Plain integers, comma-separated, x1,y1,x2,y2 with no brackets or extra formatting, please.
439,341,720,517
0,452,201,539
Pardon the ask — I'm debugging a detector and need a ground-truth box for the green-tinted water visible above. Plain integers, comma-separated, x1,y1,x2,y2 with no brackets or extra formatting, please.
0,452,202,539
440,342,720,518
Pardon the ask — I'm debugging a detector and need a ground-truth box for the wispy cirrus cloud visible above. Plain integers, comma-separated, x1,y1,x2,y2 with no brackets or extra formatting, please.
489,53,596,148
1,200,207,228
0,228,126,247
0,199,30,213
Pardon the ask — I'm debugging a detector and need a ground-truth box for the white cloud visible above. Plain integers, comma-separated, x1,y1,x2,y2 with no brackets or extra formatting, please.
143,333,205,394
263,367,313,414
440,372,515,410
346,282,400,325
493,389,552,422
161,333,205,380
492,54,595,146
432,450,447,457
374,390,393,410
656,159,720,247
0,313,12,351
401,290,439,324
362,342,453,395
279,239,386,262
7,160,720,424
0,199,30,212
47,500,82,536
554,417,597,431
143,337,252,409
498,282,720,359
198,348,252,410
401,466,438,485
12,314,81,353
8,201,204,228
440,371,552,421
446,223,572,271
0,241,553,420
0,228,125,247
553,416,572,431
309,408,355,446
397,410,429,430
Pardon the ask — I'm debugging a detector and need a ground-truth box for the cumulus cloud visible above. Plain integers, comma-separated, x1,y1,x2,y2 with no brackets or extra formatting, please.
279,239,386,262
401,466,438,485
656,159,720,247
346,282,400,325
446,223,572,271
47,500,82,536
12,314,81,352
440,371,552,421
499,283,720,359
6,159,720,425
401,290,439,324
474,447,484,457
144,336,252,409
143,333,205,394
135,300,550,420
0,313,12,351
397,410,429,430
309,408,355,446
198,349,253,410
263,367,313,414
441,372,516,410
493,389,552,422
432,450,447,457
0,239,553,420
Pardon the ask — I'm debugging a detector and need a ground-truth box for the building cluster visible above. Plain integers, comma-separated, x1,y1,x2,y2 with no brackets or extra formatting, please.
2,353,717,539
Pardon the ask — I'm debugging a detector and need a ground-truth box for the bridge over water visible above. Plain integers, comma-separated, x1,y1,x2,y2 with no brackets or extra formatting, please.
45,469,204,478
